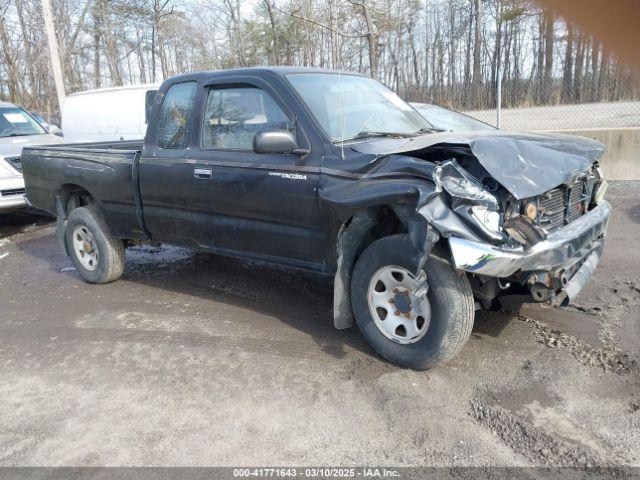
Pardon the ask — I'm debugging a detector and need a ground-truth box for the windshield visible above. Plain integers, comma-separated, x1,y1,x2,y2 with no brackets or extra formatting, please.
412,103,495,132
0,107,45,138
287,73,432,142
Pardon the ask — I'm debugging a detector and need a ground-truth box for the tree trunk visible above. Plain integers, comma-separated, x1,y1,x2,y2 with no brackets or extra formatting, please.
573,33,585,102
534,13,545,103
360,1,379,78
0,17,19,101
424,0,430,99
543,8,554,101
590,38,600,102
463,0,472,106
92,0,102,88
151,24,157,82
15,0,37,103
597,47,609,102
561,22,574,103
264,0,280,64
472,0,483,106
99,0,122,86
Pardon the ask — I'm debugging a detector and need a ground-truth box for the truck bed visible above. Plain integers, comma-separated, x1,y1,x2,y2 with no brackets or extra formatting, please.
21,140,145,239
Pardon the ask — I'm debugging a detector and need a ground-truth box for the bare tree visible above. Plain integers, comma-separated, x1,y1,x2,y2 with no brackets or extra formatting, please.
0,0,637,122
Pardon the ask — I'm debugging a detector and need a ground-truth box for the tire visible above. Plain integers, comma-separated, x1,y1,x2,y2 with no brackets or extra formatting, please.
351,234,474,369
64,206,125,284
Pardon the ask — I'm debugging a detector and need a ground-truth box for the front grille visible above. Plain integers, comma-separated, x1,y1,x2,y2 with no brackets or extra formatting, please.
0,188,26,197
567,181,584,222
536,177,592,233
539,187,567,231
4,156,22,173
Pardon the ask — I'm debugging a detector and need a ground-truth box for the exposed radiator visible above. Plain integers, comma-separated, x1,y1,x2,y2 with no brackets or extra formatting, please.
537,177,594,232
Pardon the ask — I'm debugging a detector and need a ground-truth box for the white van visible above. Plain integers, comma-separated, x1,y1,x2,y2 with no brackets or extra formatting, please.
61,83,160,143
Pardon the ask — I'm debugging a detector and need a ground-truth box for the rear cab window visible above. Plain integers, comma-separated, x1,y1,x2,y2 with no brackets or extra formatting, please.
156,82,197,149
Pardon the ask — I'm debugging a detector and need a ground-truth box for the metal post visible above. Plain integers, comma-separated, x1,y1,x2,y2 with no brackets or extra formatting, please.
41,0,66,112
496,62,502,129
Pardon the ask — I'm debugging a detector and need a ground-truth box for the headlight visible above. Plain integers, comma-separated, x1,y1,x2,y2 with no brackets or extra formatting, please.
470,206,502,238
434,161,498,209
434,160,503,241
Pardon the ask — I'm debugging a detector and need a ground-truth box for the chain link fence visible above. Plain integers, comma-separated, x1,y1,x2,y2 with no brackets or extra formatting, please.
458,74,640,132
408,71,640,132
466,101,640,131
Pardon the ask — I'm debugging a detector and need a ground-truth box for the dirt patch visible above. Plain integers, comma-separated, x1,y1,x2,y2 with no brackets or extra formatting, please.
516,312,636,375
342,356,397,382
528,306,604,346
470,393,601,467
1,181,639,467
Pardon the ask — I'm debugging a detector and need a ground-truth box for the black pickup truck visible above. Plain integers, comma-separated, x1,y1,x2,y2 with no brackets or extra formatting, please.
22,67,611,369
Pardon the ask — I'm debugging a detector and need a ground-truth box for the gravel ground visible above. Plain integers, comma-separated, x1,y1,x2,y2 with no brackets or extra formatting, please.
0,182,638,467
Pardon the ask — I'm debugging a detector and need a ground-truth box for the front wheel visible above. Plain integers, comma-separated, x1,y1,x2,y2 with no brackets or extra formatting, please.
64,206,125,284
350,234,474,369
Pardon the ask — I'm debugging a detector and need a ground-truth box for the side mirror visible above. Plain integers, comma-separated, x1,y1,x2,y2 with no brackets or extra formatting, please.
49,124,64,137
253,130,307,155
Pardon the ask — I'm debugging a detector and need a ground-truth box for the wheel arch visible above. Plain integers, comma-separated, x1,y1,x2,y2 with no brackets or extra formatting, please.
332,202,442,330
56,183,97,216
54,183,99,256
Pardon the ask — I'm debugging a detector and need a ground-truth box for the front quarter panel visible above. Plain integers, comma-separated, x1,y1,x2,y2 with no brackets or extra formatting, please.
318,151,443,266
319,152,439,213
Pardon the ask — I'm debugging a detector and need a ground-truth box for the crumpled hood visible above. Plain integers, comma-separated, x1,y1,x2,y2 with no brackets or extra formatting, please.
350,130,605,199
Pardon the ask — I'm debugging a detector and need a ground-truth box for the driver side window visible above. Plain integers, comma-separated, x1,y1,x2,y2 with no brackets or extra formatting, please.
202,86,294,150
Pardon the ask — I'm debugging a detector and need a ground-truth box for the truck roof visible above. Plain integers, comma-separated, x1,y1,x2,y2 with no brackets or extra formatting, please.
163,67,366,85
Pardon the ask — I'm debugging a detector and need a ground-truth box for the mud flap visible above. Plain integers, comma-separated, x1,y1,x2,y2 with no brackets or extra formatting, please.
55,195,69,256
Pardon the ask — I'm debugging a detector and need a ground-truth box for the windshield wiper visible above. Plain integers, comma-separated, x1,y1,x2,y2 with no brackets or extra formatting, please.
6,133,34,137
334,130,415,144
411,127,447,135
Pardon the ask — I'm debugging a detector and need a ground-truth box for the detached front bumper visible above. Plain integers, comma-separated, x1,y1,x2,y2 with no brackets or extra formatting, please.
448,201,611,303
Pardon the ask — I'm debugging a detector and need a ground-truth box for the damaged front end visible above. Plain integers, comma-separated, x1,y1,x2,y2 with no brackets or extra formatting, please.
447,199,610,306
328,131,611,328
421,158,610,307
349,131,612,309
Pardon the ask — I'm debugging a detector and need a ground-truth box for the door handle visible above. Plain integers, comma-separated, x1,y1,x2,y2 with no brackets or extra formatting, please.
194,167,213,179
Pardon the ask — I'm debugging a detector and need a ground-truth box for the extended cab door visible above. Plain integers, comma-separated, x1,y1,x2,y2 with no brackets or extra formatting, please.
186,77,327,269
139,81,198,245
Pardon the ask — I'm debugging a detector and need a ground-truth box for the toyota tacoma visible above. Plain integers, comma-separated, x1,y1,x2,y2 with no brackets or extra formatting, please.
21,68,611,369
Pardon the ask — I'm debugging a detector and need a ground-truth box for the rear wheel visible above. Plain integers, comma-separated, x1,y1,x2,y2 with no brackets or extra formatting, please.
64,206,125,284
351,234,474,369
